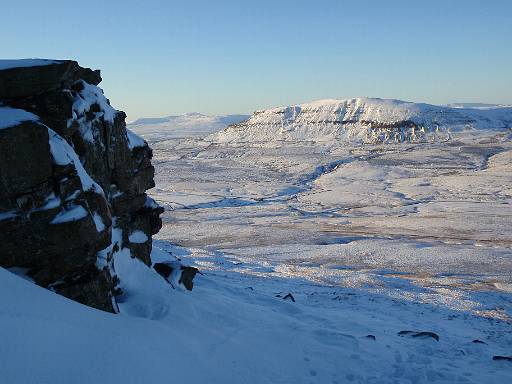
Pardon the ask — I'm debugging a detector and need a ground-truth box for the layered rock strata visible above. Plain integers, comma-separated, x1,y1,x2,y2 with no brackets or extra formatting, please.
0,60,164,312
216,98,512,143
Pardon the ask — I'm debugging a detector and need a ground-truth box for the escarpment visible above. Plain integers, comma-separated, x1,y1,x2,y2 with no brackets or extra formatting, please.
0,60,164,312
215,98,512,143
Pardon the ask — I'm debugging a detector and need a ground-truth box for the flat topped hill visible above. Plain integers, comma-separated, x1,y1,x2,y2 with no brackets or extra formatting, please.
214,98,512,143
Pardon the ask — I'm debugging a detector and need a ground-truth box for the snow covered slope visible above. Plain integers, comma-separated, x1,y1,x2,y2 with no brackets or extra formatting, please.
128,112,249,141
3,240,512,384
214,98,512,143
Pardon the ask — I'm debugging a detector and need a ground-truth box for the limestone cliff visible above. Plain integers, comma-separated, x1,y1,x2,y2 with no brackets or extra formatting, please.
0,59,164,312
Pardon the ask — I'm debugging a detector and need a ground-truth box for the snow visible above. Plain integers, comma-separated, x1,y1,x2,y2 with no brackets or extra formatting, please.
2,238,511,383
144,195,160,209
48,128,104,195
0,59,61,70
71,81,117,128
128,230,148,243
35,193,61,211
68,81,120,146
446,103,512,109
3,99,512,383
128,112,248,141
126,128,146,149
0,210,19,221
93,212,105,232
1,193,61,222
5,267,34,283
213,98,512,143
145,117,512,383
50,205,88,224
0,106,38,130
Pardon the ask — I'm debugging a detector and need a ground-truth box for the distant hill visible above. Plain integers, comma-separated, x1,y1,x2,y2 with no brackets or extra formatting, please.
128,112,249,141
445,103,512,109
213,98,512,144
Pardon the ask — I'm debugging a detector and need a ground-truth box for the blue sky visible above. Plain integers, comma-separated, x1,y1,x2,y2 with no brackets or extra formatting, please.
2,0,511,120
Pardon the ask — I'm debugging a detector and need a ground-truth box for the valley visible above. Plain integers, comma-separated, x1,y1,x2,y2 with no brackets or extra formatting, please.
145,126,512,317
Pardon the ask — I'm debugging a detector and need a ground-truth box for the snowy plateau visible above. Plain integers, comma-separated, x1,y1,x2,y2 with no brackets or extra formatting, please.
3,97,512,383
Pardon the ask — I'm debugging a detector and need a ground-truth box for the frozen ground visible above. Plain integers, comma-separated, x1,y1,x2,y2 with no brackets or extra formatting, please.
145,118,511,381
2,241,512,383
150,129,512,307
127,112,248,141
2,109,511,383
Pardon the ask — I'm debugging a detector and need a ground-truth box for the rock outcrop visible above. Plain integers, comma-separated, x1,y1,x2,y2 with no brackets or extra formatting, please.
0,59,164,312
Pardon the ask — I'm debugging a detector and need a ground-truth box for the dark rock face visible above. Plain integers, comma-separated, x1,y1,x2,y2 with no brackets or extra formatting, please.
0,60,101,99
0,60,164,312
0,121,53,196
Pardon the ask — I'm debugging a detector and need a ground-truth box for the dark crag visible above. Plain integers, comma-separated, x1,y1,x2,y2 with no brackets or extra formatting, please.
0,60,164,312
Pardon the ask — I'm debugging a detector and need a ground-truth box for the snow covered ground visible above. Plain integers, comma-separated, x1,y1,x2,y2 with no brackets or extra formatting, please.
2,100,512,383
2,239,511,383
127,112,248,142
146,105,511,382
150,127,512,314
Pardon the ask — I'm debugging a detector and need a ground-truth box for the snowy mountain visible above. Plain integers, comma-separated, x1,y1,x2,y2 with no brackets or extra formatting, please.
445,102,512,109
214,98,512,143
128,112,249,141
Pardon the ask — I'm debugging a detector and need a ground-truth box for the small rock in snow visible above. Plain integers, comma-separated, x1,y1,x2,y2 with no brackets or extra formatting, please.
179,266,198,291
154,262,174,280
398,331,439,342
282,293,295,302
493,356,512,362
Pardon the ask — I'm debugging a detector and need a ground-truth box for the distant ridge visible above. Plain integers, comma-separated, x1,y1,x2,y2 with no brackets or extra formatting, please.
128,112,249,140
213,98,512,144
445,103,512,109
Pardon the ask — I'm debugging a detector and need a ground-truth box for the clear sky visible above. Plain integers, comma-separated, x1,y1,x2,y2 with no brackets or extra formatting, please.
2,0,511,120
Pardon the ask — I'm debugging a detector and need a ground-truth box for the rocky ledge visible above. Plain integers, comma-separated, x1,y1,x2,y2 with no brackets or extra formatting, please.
0,59,168,312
